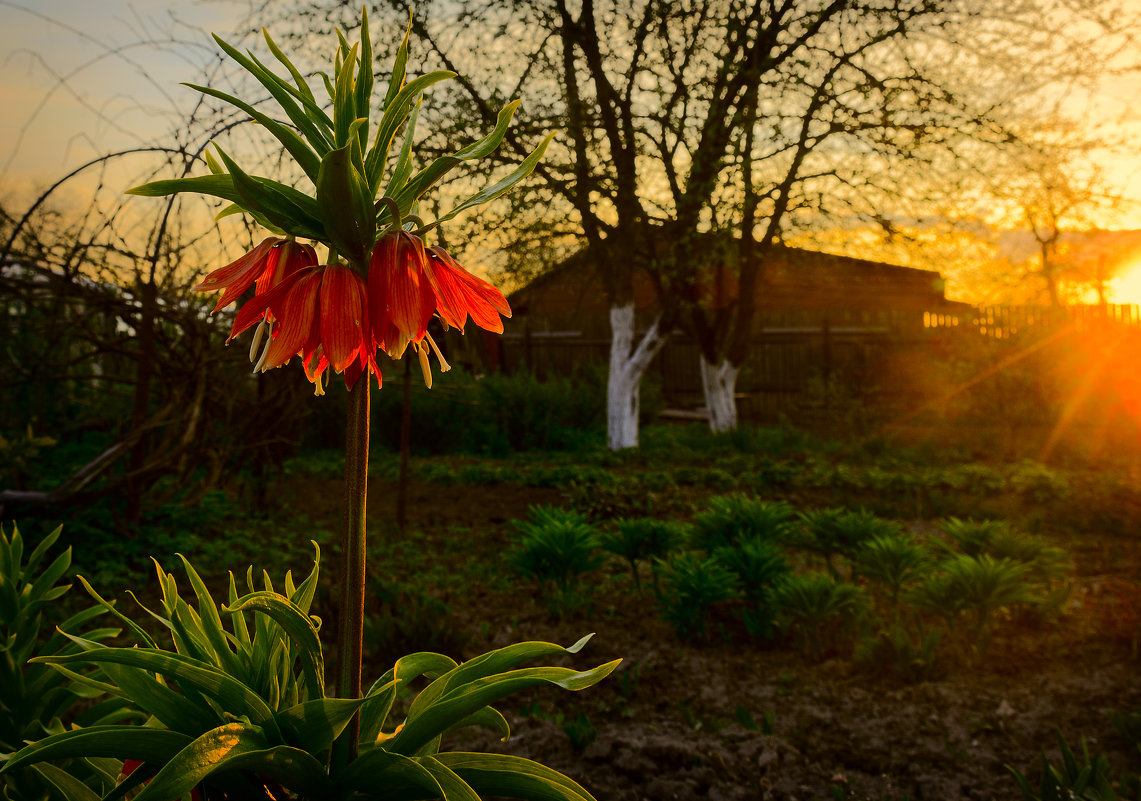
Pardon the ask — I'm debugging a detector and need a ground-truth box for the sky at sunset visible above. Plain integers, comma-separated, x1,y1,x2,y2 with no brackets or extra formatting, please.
2,0,1140,302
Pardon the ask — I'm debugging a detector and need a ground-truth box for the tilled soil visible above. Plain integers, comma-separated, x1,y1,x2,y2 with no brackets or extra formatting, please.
290,472,1141,801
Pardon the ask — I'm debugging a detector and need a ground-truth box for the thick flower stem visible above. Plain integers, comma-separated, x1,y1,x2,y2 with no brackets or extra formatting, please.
334,377,370,765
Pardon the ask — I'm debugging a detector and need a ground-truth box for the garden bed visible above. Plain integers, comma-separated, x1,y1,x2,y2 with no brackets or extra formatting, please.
243,439,1141,801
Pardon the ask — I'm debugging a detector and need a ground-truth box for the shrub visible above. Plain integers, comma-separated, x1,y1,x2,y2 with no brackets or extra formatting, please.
1,550,620,801
657,552,740,641
714,538,792,638
601,518,686,590
797,508,901,578
508,506,603,617
568,475,688,522
773,573,866,659
691,495,797,553
855,534,930,620
1008,460,1071,503
370,367,611,455
0,524,121,801
912,553,1033,656
938,517,1011,557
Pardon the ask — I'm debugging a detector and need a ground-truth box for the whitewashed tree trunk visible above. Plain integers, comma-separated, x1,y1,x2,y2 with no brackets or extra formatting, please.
607,303,667,450
700,356,740,433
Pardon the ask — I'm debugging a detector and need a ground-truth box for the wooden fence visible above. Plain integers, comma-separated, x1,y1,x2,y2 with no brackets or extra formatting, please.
494,304,1141,422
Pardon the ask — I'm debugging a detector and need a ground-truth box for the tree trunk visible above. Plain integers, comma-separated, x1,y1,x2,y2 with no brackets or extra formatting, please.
607,303,666,450
700,356,740,433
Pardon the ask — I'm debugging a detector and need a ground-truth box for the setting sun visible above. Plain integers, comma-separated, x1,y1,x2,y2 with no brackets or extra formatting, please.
1108,261,1141,305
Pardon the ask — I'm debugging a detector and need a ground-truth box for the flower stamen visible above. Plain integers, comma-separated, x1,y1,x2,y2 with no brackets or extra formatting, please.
416,341,433,389
425,332,451,374
252,329,274,374
249,319,269,363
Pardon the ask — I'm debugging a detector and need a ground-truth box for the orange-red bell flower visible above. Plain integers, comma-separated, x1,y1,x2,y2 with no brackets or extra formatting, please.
193,237,317,313
229,263,377,394
367,230,435,359
367,231,511,387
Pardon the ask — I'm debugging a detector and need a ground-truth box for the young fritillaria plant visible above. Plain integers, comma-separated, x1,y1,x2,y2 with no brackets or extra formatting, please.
0,11,617,801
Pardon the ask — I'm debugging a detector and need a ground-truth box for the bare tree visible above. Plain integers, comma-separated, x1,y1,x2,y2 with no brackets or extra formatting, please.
0,7,319,528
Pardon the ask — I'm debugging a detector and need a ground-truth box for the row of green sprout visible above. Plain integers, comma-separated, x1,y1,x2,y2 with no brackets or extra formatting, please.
508,495,1071,677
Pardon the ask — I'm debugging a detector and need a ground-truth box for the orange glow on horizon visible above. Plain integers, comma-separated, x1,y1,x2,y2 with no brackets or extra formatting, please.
1107,261,1141,305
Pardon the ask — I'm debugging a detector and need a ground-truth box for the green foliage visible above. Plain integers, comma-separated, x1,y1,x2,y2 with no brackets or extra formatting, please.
691,495,797,553
0,524,123,801
600,518,685,590
938,517,1012,557
1,552,619,801
713,539,791,639
1109,706,1141,764
508,507,603,617
772,573,866,659
371,367,608,455
566,474,688,522
657,552,740,641
1009,731,1120,801
855,534,929,616
1008,461,1071,503
129,9,551,256
911,553,1033,657
798,508,901,578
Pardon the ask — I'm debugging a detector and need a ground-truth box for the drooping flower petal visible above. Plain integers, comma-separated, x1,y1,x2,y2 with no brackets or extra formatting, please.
425,246,511,333
262,269,323,370
369,231,435,358
227,278,294,342
319,265,368,372
194,238,281,312
257,240,318,296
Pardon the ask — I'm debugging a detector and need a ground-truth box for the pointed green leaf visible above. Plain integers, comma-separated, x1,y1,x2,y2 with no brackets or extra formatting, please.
28,549,72,604
382,99,421,204
227,573,251,647
424,131,556,228
1,726,191,773
274,688,393,755
29,763,101,801
34,647,275,726
212,146,326,240
288,542,321,616
223,591,324,700
132,723,269,801
177,555,240,677
355,8,374,130
262,29,318,105
334,43,360,147
441,705,510,742
387,659,620,756
384,18,411,110
23,525,61,575
337,748,443,798
366,71,454,192
410,636,593,722
420,756,481,801
183,83,321,181
387,99,519,215
436,752,596,801
360,652,456,745
315,145,376,265
212,34,332,153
